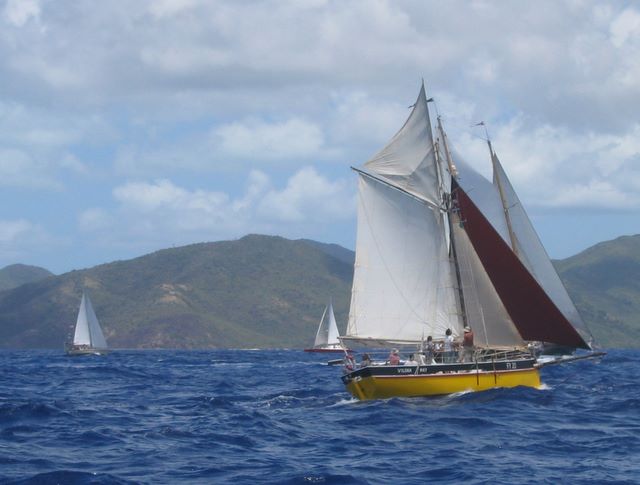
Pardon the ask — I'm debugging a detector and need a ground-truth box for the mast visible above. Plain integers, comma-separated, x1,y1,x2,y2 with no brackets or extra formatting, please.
434,116,467,328
438,117,458,179
479,123,519,255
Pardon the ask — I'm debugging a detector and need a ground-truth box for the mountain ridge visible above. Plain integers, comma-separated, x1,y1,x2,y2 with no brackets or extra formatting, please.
0,233,638,349
0,264,53,291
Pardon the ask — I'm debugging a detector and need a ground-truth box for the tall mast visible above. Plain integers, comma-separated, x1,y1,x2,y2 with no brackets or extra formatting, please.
434,115,467,327
479,123,519,256
437,117,458,179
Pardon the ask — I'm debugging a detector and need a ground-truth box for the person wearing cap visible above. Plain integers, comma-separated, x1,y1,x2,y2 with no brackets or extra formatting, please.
460,326,475,362
388,348,400,365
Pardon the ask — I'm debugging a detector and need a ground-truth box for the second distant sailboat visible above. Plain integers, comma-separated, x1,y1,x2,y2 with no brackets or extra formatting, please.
304,299,347,353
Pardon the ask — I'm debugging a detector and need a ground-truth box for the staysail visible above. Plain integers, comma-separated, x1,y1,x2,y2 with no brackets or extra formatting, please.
73,292,108,349
453,146,592,349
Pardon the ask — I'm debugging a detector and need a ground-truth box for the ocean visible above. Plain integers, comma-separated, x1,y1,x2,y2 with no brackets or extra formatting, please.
0,349,635,484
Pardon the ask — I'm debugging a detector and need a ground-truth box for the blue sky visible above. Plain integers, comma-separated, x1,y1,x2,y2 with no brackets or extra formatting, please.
0,0,639,274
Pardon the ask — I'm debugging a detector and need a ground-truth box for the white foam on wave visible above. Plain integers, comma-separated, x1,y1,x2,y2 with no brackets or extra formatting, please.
330,397,360,407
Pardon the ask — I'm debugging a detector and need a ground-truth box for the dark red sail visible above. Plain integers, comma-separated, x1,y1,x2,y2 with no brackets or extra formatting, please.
455,185,590,349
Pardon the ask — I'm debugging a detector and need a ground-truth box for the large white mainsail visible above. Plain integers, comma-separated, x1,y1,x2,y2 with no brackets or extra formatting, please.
73,292,108,350
346,175,461,345
344,85,461,346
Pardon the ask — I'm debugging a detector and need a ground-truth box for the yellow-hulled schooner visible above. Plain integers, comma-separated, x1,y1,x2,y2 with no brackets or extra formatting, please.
340,83,604,400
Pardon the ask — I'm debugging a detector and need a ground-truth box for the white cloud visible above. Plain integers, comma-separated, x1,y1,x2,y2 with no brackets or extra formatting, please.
0,148,61,189
454,116,640,210
330,92,408,150
0,218,51,265
2,0,640,270
3,0,40,27
85,168,354,248
59,153,88,174
258,167,353,221
610,8,640,47
148,0,199,19
78,208,113,232
113,179,230,219
214,118,325,162
0,219,35,243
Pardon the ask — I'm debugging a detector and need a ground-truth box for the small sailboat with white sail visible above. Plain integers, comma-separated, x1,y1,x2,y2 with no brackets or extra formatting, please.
304,299,348,353
340,83,604,400
65,292,109,356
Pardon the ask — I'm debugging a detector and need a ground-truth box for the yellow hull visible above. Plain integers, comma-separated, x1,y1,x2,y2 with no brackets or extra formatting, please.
345,367,541,400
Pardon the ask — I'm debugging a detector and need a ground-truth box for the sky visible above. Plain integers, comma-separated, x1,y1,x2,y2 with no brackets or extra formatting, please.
0,0,639,274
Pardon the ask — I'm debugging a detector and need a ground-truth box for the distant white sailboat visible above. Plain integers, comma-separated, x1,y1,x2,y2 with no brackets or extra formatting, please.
305,299,348,353
65,292,109,356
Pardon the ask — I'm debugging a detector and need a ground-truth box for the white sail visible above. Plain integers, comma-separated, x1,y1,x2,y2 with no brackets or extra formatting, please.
313,300,341,347
491,156,592,345
73,292,108,349
326,301,340,346
73,293,92,346
453,152,512,244
362,84,441,207
345,174,461,345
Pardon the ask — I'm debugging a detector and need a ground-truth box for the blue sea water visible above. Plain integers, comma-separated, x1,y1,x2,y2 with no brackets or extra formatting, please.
0,349,636,484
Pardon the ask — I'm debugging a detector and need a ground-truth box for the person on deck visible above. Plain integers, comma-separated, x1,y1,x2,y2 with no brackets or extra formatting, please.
360,353,372,368
388,349,400,365
460,326,475,362
424,336,436,364
444,329,455,363
344,353,356,372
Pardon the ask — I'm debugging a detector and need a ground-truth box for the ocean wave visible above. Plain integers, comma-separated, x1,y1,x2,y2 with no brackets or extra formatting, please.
0,348,637,484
